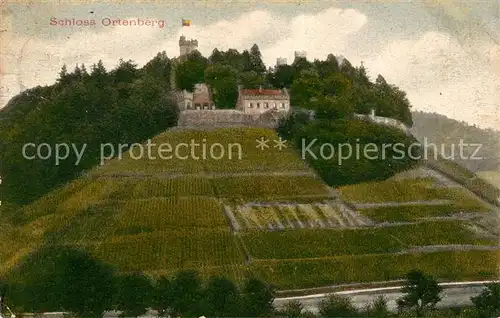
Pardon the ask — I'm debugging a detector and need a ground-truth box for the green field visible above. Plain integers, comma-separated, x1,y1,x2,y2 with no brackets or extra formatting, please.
89,128,310,175
242,221,495,259
339,178,491,210
251,250,500,289
1,127,497,290
425,157,500,205
358,203,490,222
213,175,329,202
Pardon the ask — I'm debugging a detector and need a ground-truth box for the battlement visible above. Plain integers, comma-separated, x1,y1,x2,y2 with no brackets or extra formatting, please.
179,36,198,47
179,36,199,57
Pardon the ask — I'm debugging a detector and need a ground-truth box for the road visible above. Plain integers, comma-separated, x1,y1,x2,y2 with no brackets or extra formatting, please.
274,282,493,313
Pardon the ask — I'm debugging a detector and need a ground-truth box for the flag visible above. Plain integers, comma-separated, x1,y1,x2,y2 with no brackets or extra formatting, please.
182,18,191,26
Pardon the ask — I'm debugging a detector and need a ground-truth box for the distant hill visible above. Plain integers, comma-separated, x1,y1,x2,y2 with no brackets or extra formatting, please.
411,111,500,172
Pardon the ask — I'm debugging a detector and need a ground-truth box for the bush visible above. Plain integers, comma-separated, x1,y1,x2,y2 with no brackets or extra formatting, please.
318,294,359,317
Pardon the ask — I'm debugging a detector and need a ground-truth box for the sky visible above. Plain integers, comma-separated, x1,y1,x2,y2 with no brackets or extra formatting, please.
1,0,499,130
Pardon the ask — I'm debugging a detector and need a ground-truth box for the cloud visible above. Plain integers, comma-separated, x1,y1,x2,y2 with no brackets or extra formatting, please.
261,8,368,65
363,31,500,130
0,7,367,108
0,6,498,131
1,18,169,106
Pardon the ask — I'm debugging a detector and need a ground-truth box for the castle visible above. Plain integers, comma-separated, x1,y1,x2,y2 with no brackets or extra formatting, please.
179,36,198,57
175,35,290,128
174,36,410,133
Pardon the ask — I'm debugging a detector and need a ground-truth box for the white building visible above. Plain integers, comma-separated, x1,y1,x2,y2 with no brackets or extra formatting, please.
235,86,290,115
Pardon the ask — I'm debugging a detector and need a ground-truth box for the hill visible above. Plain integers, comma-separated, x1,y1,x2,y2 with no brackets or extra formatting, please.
2,127,498,291
411,111,500,172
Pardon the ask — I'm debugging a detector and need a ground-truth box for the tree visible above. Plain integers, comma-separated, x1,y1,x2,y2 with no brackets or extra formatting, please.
339,58,356,81
279,300,304,317
313,54,340,77
396,270,442,316
209,48,225,64
238,70,266,89
57,64,70,85
241,278,276,317
249,44,266,74
175,51,207,91
363,295,390,317
203,276,241,317
310,95,354,120
322,71,352,97
114,273,153,317
471,283,500,318
318,294,358,317
112,59,139,84
268,64,296,88
292,57,312,74
8,246,115,317
152,276,174,317
290,69,323,107
91,60,107,76
142,51,171,85
169,270,204,317
204,63,239,109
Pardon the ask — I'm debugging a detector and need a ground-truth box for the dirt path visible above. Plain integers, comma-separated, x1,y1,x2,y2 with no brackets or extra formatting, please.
89,170,317,179
353,200,451,209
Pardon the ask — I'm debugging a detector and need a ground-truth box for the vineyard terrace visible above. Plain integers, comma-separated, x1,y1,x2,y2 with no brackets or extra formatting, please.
100,139,243,165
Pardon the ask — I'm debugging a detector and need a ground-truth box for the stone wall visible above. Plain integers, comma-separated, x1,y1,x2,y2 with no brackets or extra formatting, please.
354,114,411,134
177,109,286,128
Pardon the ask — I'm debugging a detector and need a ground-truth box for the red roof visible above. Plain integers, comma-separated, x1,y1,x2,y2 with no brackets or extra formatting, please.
240,88,283,96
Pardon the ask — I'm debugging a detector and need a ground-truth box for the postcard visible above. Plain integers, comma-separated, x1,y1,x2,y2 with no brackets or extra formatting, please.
0,1,499,317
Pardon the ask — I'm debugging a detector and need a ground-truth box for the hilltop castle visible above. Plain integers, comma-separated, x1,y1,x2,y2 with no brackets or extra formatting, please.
179,35,198,57
174,36,410,133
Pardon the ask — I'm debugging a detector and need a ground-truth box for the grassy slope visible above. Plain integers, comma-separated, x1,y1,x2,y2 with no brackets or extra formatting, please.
477,171,500,190
1,127,498,289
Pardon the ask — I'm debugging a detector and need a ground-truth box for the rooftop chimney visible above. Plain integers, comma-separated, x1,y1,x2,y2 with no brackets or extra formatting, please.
259,85,262,92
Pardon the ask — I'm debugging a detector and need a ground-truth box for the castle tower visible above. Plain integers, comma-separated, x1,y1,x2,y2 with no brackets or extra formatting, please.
276,57,287,66
179,35,199,57
294,50,307,59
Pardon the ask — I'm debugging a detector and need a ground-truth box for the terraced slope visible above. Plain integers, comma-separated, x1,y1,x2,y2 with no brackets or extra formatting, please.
1,127,498,289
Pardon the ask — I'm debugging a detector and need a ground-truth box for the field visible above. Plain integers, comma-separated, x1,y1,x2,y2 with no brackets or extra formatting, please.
251,250,500,289
425,158,500,205
228,202,367,230
2,127,498,290
338,178,491,211
358,204,490,222
212,175,330,202
89,127,310,175
241,221,495,260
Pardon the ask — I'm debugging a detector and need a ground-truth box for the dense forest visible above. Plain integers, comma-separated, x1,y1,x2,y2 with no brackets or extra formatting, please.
411,111,500,172
0,54,178,206
0,44,415,206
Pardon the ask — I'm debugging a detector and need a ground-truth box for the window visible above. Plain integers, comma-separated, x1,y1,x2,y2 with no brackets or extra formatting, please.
187,102,192,109
257,103,261,108
273,102,277,109
264,102,269,108
249,103,253,108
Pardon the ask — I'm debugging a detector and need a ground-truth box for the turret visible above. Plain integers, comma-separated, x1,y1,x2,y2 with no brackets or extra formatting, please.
179,36,199,57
